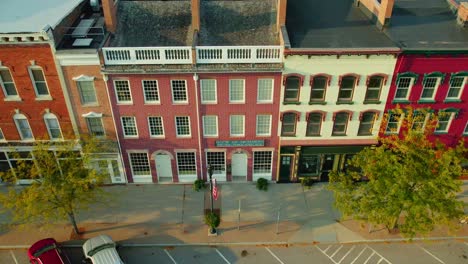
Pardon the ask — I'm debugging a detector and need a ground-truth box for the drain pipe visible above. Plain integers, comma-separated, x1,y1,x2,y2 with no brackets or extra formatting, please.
193,73,204,180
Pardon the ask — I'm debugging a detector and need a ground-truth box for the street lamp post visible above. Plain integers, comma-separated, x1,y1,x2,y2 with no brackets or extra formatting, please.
207,164,216,234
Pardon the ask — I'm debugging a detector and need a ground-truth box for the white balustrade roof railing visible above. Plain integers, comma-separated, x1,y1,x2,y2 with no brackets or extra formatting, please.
102,46,283,65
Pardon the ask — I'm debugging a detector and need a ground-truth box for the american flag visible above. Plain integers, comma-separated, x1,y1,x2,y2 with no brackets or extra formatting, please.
212,178,219,200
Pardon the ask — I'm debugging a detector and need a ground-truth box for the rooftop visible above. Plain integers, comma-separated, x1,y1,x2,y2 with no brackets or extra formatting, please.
0,0,84,33
383,0,468,50
110,1,193,47
285,0,397,49
198,0,278,46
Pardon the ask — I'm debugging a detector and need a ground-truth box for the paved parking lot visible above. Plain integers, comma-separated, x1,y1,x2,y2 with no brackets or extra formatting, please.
2,241,467,264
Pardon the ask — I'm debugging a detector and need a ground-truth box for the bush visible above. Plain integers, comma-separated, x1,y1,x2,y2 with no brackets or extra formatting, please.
256,178,268,191
193,179,206,192
204,212,220,229
300,177,316,189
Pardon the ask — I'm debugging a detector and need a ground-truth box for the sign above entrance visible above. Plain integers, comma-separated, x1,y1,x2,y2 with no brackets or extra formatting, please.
215,140,265,147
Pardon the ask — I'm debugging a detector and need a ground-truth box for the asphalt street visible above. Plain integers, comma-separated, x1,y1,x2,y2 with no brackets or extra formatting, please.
2,241,467,264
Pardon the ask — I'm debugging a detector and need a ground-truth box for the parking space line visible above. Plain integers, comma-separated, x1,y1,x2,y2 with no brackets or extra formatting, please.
323,245,332,253
367,245,392,264
9,250,18,264
350,247,367,264
330,245,343,258
164,249,177,264
418,245,445,264
265,247,285,264
363,252,375,264
338,245,355,264
315,245,339,264
215,249,231,264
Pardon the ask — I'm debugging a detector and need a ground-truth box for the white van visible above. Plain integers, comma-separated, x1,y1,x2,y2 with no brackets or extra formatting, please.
82,235,124,264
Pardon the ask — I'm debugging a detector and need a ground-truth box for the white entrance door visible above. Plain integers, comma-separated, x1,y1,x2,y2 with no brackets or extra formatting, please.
155,154,173,182
231,153,247,181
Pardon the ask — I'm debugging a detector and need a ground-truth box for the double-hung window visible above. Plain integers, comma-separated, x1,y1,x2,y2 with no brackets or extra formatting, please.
411,111,428,131
44,113,63,140
206,152,226,175
129,152,151,177
203,115,218,137
358,112,376,136
256,115,271,136
394,72,417,101
446,73,467,100
175,116,191,137
14,114,33,140
385,113,403,134
171,80,187,103
253,151,273,176
365,76,384,102
281,113,297,136
114,80,132,103
201,79,217,103
309,76,328,103
0,128,4,141
229,79,245,103
143,80,159,103
421,73,444,101
176,152,197,177
121,116,138,137
435,111,455,133
257,79,273,103
230,115,245,137
338,75,357,102
0,67,19,99
29,66,50,98
86,117,105,136
77,79,97,105
464,122,468,135
306,113,322,136
284,76,300,102
332,112,350,135
148,116,164,137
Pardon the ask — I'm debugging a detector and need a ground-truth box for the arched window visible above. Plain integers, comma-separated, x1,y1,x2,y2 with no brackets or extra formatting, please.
332,112,351,136
44,113,63,140
283,75,303,102
358,111,378,136
13,113,33,140
281,112,298,136
28,66,50,98
338,74,359,102
306,112,324,136
365,74,387,102
0,66,19,99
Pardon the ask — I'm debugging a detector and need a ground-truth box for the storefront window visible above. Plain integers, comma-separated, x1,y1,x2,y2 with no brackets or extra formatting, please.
298,155,320,176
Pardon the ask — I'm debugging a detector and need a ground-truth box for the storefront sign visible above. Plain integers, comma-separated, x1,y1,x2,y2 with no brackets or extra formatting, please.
215,140,265,147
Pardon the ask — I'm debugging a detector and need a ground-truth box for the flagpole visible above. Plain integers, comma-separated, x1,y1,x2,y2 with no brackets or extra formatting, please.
208,164,214,214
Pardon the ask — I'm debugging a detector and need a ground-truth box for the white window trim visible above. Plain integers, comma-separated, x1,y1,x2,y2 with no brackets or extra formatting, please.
147,116,165,138
171,80,188,104
113,80,133,104
142,79,160,104
230,115,245,137
464,121,468,135
0,66,20,101
257,78,274,103
205,150,227,177
85,116,106,137
175,116,191,138
76,79,98,106
0,128,5,141
252,150,273,178
229,79,245,103
256,114,272,136
411,113,430,132
395,77,415,100
127,151,152,178
200,79,217,104
202,115,218,137
121,116,138,138
13,114,34,140
435,113,455,133
44,113,63,140
175,151,197,180
28,66,51,100
446,76,467,100
385,113,404,134
420,77,441,100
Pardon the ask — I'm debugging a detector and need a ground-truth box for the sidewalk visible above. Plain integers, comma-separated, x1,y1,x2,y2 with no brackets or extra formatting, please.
0,182,467,247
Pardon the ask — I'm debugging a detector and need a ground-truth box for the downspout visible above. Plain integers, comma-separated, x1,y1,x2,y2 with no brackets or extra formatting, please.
193,73,204,180
103,73,129,183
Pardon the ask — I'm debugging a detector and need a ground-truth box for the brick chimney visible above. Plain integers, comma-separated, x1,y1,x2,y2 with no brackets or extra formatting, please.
102,0,118,33
458,2,468,27
192,0,200,32
356,0,394,29
277,0,288,32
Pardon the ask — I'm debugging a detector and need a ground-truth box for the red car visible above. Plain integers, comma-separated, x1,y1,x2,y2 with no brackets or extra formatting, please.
28,238,70,264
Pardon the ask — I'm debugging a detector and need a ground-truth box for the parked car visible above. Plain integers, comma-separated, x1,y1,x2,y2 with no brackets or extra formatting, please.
82,235,124,264
28,238,71,264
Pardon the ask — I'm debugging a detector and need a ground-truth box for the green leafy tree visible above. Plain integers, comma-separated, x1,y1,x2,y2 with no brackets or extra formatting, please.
328,106,467,238
0,137,108,235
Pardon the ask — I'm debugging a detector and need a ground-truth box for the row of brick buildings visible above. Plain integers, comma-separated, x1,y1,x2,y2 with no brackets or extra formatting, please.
0,0,467,184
